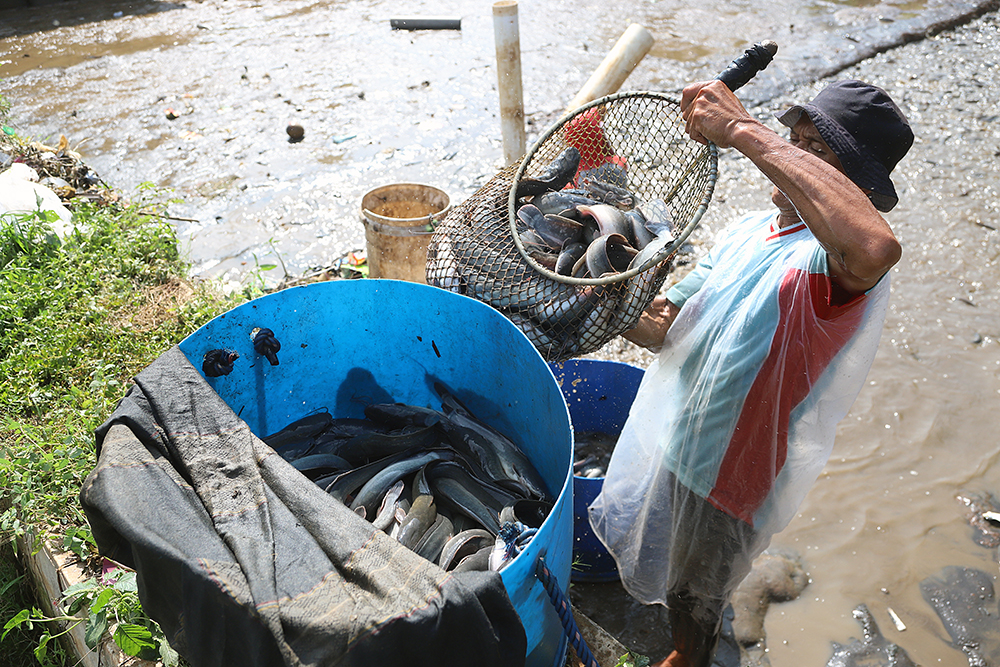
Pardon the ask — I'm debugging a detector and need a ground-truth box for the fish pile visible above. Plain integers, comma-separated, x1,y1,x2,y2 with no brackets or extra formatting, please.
512,147,677,283
263,382,552,573
428,146,678,360
573,430,617,479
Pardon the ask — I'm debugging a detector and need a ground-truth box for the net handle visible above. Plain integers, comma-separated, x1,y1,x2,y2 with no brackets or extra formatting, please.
506,91,718,287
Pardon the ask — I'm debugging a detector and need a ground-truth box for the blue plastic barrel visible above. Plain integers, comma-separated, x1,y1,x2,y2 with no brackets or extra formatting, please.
549,358,645,583
178,280,573,667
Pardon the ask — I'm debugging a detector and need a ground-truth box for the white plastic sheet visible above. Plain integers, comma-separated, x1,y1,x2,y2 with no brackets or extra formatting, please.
590,210,890,614
0,163,73,235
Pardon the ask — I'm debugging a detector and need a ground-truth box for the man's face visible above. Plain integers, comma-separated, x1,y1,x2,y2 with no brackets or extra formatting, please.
771,115,846,211
788,116,844,171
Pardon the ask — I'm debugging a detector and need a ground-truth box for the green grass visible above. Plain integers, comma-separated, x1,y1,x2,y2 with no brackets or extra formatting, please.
0,184,255,664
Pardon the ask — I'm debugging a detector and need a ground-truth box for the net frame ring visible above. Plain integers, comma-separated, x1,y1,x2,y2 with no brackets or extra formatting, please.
507,91,719,287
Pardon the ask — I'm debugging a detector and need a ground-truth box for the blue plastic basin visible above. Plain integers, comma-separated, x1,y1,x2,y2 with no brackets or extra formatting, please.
178,280,573,667
549,358,645,583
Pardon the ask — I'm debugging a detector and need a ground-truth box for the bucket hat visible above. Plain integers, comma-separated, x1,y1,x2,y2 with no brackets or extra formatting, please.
776,80,913,212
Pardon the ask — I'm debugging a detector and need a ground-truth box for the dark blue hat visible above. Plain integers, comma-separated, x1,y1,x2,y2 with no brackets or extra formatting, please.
776,80,913,212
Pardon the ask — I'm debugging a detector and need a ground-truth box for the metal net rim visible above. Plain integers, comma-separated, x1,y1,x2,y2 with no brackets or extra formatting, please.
507,90,719,287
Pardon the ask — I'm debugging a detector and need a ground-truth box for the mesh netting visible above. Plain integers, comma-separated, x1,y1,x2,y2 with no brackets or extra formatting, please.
427,92,718,362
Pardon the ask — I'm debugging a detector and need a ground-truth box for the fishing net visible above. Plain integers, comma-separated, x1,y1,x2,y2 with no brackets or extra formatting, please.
427,91,718,362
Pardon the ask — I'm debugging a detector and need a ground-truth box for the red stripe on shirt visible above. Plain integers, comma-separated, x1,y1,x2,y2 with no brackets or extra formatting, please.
706,268,867,524
765,221,807,242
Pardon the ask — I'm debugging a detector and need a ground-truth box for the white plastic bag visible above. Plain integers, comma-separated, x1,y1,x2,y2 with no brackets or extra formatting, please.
0,163,73,236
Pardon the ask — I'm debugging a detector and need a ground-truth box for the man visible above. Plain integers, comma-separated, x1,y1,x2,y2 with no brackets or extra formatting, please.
588,79,914,667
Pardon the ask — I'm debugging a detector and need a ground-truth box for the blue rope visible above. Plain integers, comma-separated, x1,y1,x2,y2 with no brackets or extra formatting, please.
534,557,601,667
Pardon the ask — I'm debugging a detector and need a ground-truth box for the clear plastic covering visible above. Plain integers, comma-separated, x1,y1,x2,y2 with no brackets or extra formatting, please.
589,210,890,616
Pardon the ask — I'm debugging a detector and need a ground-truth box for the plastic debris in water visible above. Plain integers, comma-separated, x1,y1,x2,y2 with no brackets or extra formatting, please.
887,606,906,632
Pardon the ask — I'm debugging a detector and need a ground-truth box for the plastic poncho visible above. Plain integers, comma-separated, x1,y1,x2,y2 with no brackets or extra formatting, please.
589,210,890,607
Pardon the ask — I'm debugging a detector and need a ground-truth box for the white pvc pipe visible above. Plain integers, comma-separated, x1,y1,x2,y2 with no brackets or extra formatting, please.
566,23,655,112
493,1,526,166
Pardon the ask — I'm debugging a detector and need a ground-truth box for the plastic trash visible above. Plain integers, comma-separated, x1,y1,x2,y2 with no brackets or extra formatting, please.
0,163,73,235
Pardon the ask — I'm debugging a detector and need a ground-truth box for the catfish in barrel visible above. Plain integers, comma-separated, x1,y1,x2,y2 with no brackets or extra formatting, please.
433,381,550,501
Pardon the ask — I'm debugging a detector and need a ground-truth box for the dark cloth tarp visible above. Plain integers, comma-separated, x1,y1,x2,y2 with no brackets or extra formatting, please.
80,346,526,667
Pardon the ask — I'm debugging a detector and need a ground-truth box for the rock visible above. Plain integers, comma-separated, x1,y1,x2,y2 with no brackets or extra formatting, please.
957,491,1000,548
920,566,1000,667
731,550,809,647
286,123,305,142
826,604,916,667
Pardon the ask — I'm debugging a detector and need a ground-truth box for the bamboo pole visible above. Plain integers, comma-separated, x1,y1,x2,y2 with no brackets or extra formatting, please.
566,23,655,112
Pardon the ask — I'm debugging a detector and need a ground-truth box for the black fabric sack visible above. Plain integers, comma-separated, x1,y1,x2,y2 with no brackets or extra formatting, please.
80,346,526,667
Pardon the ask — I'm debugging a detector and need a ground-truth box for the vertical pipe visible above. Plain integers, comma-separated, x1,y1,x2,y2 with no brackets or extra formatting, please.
566,23,655,112
493,1,526,166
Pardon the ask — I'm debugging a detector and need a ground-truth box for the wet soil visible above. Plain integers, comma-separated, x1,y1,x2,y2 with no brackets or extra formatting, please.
3,0,995,283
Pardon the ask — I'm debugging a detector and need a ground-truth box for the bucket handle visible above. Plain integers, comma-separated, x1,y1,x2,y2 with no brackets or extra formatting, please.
534,556,602,667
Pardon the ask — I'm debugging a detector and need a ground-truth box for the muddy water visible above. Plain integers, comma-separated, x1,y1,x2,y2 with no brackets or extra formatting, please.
3,1,1000,665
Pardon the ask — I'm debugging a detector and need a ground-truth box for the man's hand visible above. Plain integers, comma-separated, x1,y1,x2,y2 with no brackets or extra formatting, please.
622,296,681,352
680,80,756,149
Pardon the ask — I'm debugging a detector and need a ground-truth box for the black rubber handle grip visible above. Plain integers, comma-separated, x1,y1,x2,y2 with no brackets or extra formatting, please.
716,40,778,92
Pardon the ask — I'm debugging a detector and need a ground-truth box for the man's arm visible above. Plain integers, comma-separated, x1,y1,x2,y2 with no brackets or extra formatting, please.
622,296,682,352
680,80,901,295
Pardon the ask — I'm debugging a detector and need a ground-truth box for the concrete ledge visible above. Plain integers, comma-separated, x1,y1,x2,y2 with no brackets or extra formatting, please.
566,604,631,666
17,530,155,667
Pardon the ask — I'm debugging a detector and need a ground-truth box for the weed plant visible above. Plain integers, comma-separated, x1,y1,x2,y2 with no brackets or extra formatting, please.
0,186,255,664
1,540,71,667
